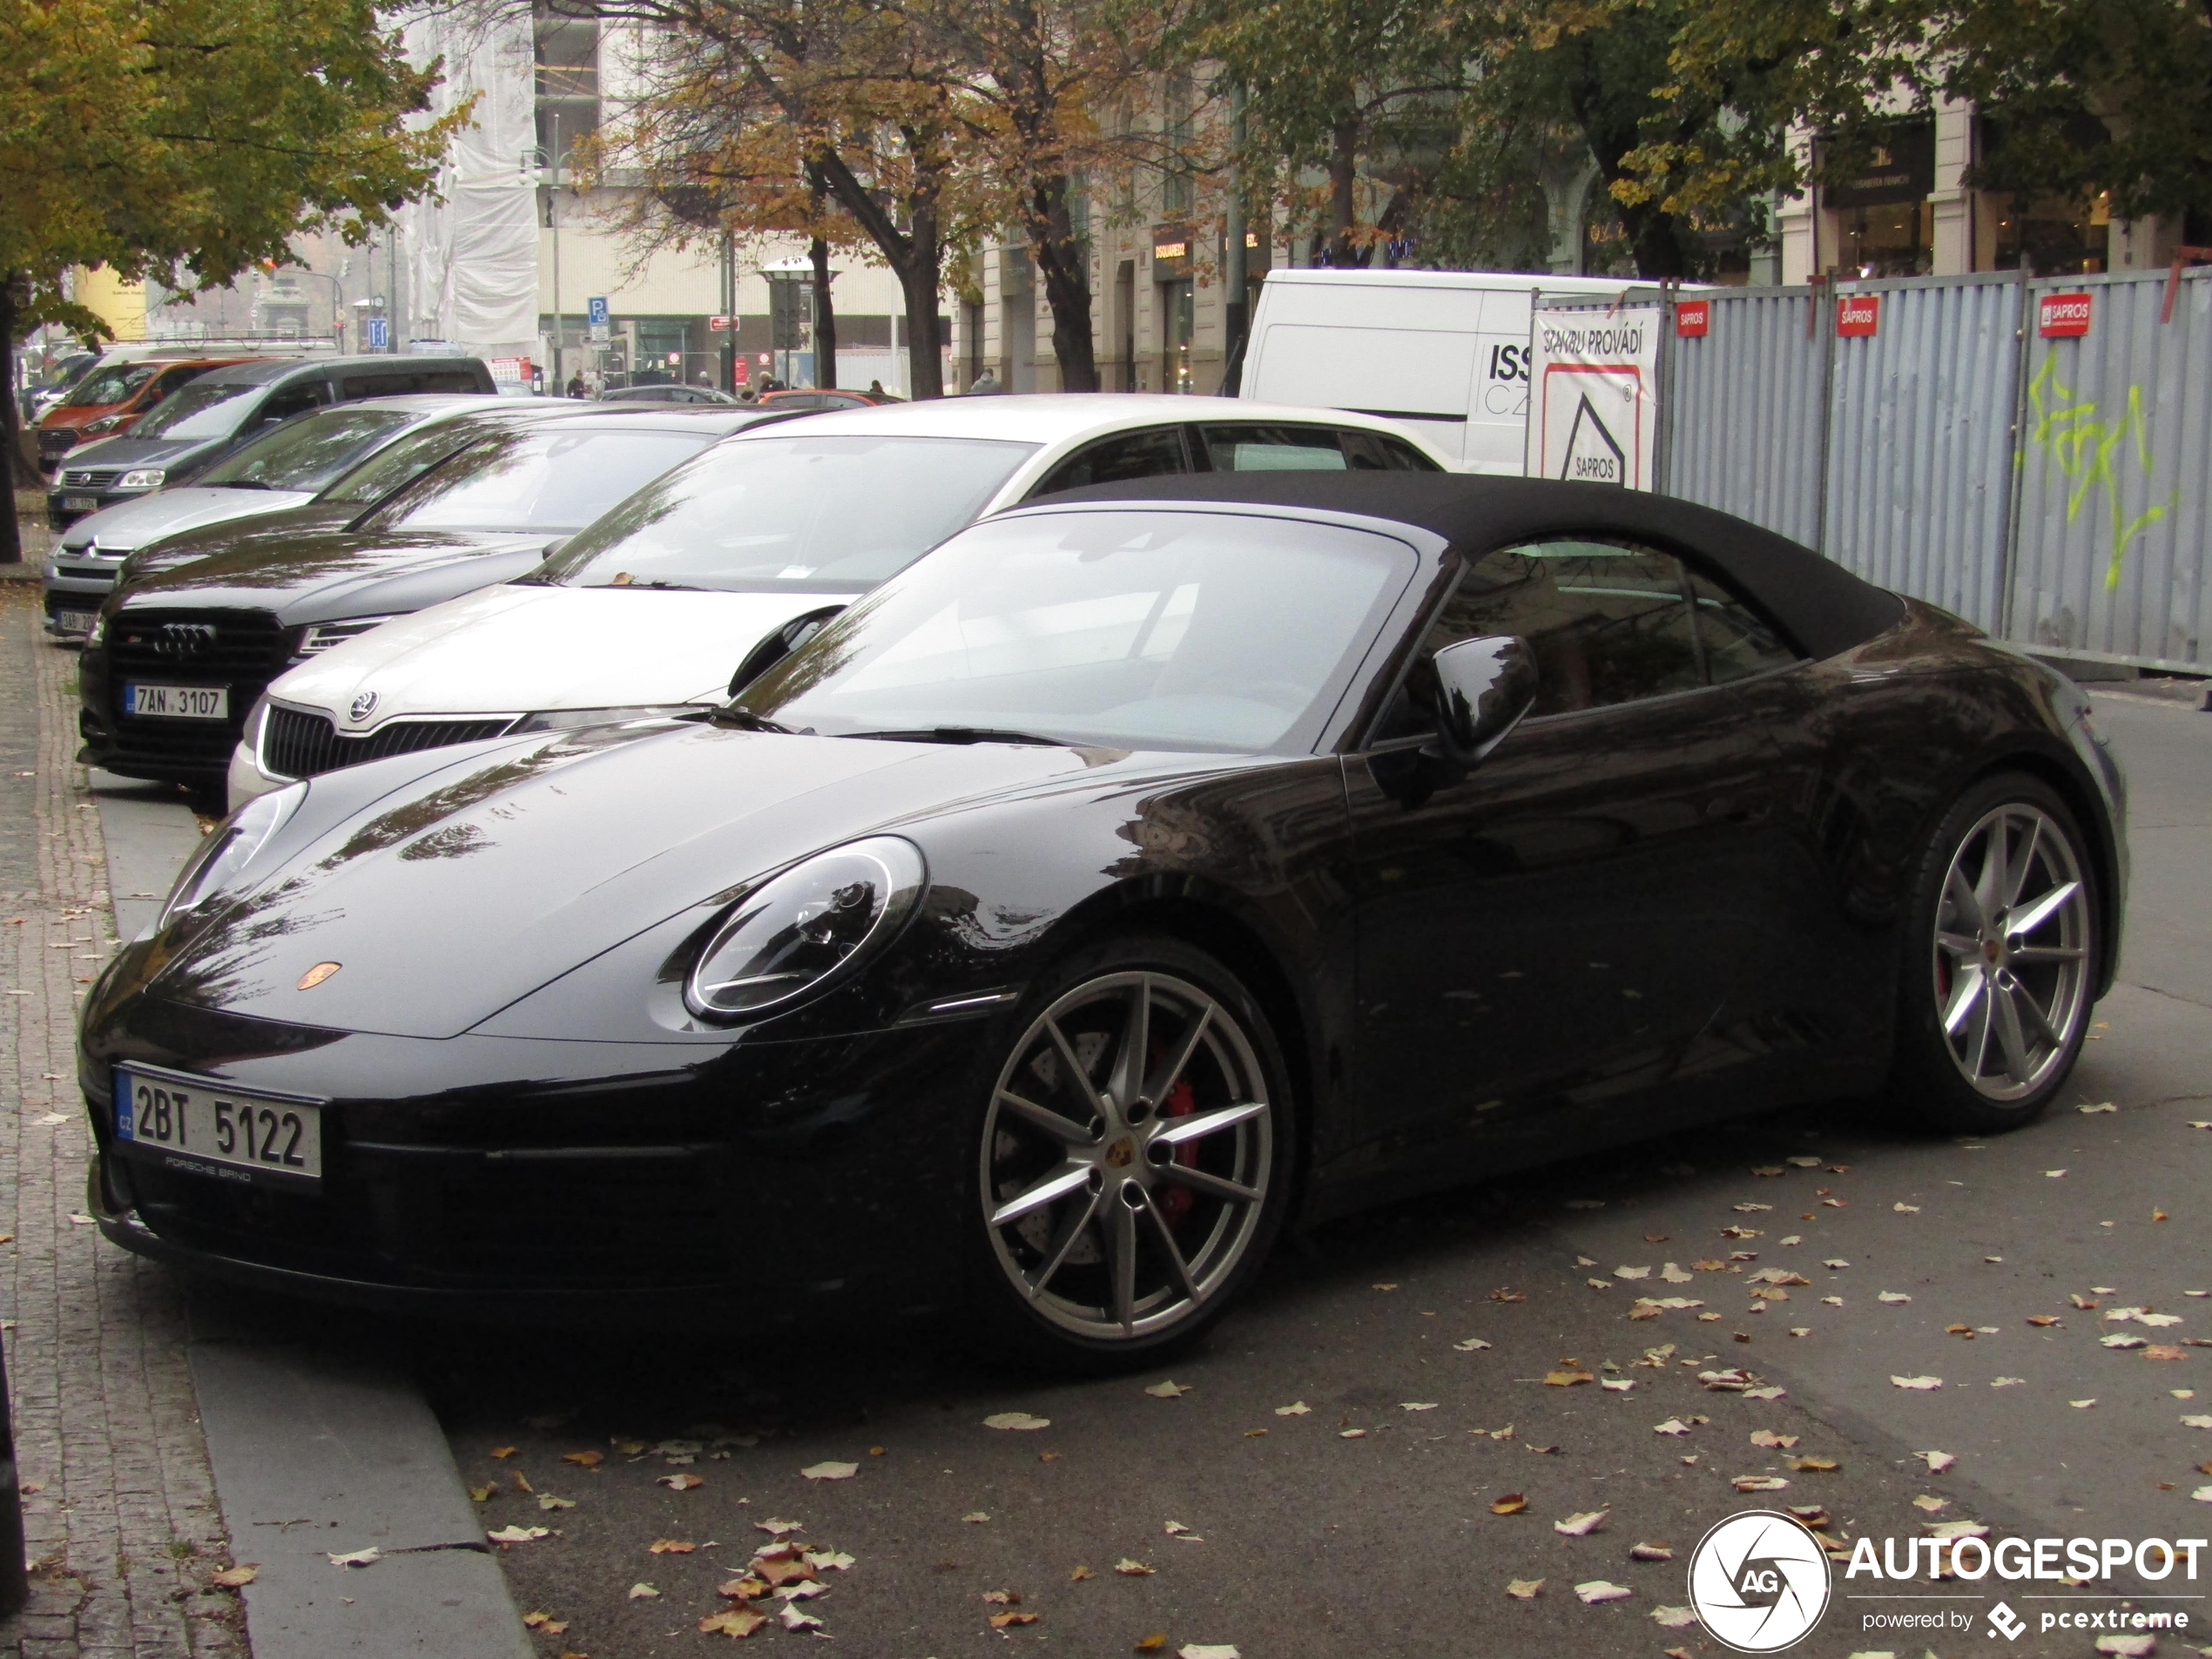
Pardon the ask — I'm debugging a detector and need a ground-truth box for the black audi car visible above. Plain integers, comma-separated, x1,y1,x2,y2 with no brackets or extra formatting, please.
78,474,2125,1364
78,403,786,793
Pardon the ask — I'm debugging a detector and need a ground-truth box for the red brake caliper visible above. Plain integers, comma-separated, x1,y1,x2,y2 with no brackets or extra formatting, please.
1157,1078,1198,1226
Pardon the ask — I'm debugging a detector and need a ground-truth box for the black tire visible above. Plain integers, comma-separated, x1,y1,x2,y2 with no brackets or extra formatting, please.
961,933,1296,1372
1885,771,2101,1134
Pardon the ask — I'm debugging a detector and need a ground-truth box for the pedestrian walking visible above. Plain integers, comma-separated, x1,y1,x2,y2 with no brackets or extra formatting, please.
564,371,587,399
966,368,1001,395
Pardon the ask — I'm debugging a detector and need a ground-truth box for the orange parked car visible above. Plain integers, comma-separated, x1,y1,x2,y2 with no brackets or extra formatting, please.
35,356,258,472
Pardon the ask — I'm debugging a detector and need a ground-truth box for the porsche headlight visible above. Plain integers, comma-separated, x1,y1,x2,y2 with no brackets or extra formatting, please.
158,782,306,927
117,468,165,489
685,837,926,1020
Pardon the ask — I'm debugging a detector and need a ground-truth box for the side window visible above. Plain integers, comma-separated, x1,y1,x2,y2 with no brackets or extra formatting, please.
1198,423,1347,472
1370,536,1710,741
1371,432,1442,471
1028,426,1190,496
1687,567,1799,684
259,380,330,426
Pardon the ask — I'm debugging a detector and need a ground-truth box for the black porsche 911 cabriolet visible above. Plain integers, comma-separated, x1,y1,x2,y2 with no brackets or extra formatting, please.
78,472,2125,1364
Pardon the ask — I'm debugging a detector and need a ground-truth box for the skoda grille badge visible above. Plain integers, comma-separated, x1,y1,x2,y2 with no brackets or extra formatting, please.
348,691,379,725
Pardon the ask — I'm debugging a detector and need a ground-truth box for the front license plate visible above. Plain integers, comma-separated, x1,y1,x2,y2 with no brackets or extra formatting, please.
63,496,98,512
125,683,227,719
54,610,97,636
114,1067,323,1186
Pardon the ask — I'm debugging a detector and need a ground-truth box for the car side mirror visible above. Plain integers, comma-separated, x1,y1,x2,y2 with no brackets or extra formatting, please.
1427,635,1537,767
728,604,846,698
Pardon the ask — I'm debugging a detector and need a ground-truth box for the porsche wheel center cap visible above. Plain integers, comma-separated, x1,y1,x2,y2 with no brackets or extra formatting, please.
1104,1135,1137,1169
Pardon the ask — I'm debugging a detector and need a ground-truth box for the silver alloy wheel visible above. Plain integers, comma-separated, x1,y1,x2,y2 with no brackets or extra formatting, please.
1932,802,2092,1102
981,969,1274,1341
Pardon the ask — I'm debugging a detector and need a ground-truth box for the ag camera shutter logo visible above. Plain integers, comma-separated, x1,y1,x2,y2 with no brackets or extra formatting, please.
1688,1509,1832,1651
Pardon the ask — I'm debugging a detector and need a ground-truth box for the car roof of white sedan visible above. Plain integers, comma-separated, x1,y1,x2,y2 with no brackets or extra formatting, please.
723,391,1442,450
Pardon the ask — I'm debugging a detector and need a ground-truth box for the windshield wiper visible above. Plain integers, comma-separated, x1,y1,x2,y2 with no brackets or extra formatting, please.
213,480,276,490
844,726,1064,747
711,706,792,734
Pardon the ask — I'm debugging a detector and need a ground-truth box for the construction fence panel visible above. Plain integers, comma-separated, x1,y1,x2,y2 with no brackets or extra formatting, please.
1817,273,2026,636
2008,269,2212,673
1661,287,1827,552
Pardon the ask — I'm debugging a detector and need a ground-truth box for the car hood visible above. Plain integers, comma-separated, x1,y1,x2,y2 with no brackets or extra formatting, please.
114,527,562,628
59,435,219,470
138,720,1214,1040
121,504,361,580
266,583,862,725
62,488,314,555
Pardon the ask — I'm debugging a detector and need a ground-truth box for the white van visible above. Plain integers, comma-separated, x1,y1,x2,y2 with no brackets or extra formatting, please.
1236,269,1650,473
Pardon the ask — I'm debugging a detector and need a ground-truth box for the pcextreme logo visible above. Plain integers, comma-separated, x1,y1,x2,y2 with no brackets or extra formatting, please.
1688,1510,1832,1652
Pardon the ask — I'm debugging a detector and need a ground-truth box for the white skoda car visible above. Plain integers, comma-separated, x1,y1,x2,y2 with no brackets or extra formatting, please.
227,395,1445,807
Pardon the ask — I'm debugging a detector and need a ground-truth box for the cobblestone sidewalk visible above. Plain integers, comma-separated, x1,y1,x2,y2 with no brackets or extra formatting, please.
0,583,245,1659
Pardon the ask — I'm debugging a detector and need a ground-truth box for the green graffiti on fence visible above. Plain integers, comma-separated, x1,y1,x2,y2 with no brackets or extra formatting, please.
2025,354,2179,592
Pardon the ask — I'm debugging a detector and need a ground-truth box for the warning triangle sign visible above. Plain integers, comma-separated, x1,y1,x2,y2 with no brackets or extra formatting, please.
1560,393,1628,485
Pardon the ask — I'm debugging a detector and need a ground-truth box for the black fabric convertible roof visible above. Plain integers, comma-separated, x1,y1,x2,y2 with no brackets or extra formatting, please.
1046,472,1906,663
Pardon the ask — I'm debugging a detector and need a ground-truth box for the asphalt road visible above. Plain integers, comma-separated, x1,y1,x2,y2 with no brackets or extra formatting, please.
426,692,2212,1659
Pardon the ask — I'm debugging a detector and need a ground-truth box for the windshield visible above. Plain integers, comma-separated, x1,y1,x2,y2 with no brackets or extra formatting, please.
316,421,488,505
361,426,713,535
536,434,1036,593
735,509,1414,753
130,381,264,439
64,364,161,407
198,407,415,492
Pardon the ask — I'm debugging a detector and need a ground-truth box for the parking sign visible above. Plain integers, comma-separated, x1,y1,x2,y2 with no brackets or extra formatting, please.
586,296,610,327
365,317,388,350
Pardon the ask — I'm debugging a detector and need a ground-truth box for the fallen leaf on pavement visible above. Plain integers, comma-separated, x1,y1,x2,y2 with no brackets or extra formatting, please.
2079,1102,2117,1114
2103,1334,2148,1349
1069,1565,1095,1581
984,1413,1051,1431
1401,1401,1438,1412
1788,1456,1839,1473
1115,1559,1155,1575
1993,1377,2026,1386
755,1518,805,1537
1144,1380,1192,1399
1452,1338,1492,1352
1601,1378,1635,1393
1920,1451,1956,1473
1750,1431,1799,1449
1912,1495,1949,1514
981,1590,1021,1606
1824,1258,1850,1270
537,1494,574,1511
1878,1291,1912,1304
699,1608,766,1638
489,1446,516,1459
2072,1399,2098,1409
660,1473,705,1490
1164,1521,1199,1538
1339,1428,1366,1439
2182,1414,2212,1427
1894,1203,1919,1213
1372,1282,1399,1291
2147,1345,2188,1361
522,1612,566,1631
720,1576,771,1599
1175,1647,1238,1659
1654,1420,1691,1436
1544,1369,1594,1387
209,1565,257,1588
1891,1376,1942,1390
1554,1510,1608,1536
1630,1542,1674,1561
779,1603,823,1633
486,1527,547,1544
963,1512,990,1523
563,1450,603,1468
2094,1637,2156,1656
1490,1288,1526,1302
1135,1635,1166,1653
648,1539,695,1554
1274,1400,1311,1414
1490,1494,1527,1515
469,1484,494,1502
1733,1476,1790,1492
1615,1265,1650,1279
1575,1580,1631,1603
627,1583,660,1600
1506,1578,1543,1599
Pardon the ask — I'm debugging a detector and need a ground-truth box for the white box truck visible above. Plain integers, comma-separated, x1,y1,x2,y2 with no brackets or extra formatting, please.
1235,268,1651,473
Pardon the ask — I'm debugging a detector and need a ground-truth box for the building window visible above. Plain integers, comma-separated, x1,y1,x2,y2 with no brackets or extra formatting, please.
1820,118,1935,278
1989,191,2109,277
535,4,600,170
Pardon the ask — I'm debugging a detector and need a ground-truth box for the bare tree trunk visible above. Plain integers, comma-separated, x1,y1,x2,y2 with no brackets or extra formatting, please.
1327,119,1361,266
809,139,947,398
808,237,837,390
0,278,22,565
1028,173,1096,391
